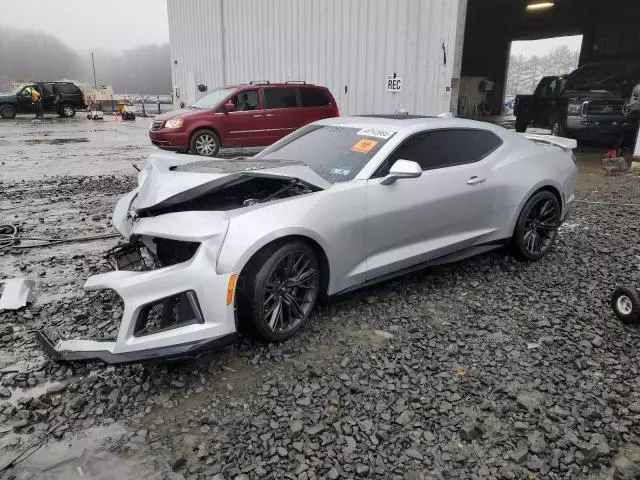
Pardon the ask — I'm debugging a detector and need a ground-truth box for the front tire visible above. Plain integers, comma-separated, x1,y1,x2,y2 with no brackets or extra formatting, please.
0,104,17,119
611,287,640,324
238,241,320,341
512,191,561,261
189,129,220,157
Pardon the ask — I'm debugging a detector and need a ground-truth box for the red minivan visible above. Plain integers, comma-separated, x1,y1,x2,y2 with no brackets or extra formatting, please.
149,81,339,156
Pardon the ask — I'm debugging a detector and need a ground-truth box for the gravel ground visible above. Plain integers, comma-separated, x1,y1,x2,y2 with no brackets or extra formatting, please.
1,117,640,479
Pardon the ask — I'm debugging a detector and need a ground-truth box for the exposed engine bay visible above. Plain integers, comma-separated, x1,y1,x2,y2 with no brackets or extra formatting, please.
139,175,319,217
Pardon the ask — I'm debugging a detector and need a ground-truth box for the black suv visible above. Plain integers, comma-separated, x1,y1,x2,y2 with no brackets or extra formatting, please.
0,82,86,119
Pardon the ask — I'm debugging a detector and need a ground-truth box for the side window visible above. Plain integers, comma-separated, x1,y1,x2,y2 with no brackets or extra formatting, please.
301,88,330,107
42,84,55,96
264,87,298,109
230,90,259,111
57,83,80,94
384,129,502,172
20,86,36,97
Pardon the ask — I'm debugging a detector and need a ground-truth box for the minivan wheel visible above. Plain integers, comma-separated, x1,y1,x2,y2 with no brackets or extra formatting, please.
512,191,561,261
190,129,220,157
60,105,76,118
238,241,320,342
0,104,17,119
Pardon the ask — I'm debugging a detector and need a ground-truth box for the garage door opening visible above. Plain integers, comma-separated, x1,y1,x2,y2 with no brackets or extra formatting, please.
504,34,583,111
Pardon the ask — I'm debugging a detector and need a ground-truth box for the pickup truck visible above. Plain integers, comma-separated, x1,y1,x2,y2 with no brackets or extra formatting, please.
514,62,637,143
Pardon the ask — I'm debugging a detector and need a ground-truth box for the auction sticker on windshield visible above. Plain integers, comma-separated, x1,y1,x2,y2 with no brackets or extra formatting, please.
357,128,395,140
351,139,378,153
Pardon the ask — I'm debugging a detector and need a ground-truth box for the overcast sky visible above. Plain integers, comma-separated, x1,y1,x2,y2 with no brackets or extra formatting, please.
0,0,169,52
511,35,583,57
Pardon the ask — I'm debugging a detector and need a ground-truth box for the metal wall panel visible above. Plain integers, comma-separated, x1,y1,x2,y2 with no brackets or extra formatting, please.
168,0,467,115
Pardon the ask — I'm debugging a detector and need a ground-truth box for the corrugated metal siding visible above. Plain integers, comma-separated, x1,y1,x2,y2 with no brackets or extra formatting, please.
168,0,466,115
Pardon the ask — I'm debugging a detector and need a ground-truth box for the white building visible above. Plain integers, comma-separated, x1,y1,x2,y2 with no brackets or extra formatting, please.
167,0,467,116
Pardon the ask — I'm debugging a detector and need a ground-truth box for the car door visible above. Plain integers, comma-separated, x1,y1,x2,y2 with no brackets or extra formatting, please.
217,89,267,147
532,77,557,127
41,84,56,112
17,86,36,113
363,128,501,281
262,86,302,144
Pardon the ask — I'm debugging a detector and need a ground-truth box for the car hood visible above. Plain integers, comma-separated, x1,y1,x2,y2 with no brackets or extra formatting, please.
154,108,203,121
132,152,332,211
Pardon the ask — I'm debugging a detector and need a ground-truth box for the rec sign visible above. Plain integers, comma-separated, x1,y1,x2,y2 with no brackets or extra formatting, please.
386,74,403,92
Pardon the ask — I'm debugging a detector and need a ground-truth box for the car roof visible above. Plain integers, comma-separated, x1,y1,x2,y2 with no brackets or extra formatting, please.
229,82,325,89
314,115,508,134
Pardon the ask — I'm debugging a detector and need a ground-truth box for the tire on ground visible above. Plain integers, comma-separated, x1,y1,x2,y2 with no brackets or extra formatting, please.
0,104,17,119
512,190,561,261
189,129,220,157
237,240,320,342
59,104,76,118
611,286,640,324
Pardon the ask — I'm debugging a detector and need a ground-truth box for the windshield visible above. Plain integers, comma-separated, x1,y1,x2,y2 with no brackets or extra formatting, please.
191,88,234,109
255,124,395,183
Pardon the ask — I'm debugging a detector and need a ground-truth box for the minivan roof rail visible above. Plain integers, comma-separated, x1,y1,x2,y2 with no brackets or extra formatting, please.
285,80,307,84
249,80,270,84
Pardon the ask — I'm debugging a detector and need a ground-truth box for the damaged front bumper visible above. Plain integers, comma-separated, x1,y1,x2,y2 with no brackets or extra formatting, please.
38,208,239,364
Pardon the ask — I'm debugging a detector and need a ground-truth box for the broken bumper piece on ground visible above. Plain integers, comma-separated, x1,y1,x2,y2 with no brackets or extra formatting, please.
37,241,239,364
0,277,35,311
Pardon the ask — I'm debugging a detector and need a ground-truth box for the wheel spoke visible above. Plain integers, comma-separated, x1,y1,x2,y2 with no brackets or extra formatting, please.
283,292,305,319
289,267,317,287
268,299,283,330
538,221,558,230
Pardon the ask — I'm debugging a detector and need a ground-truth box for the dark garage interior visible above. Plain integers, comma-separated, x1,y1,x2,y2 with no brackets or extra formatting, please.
460,0,640,115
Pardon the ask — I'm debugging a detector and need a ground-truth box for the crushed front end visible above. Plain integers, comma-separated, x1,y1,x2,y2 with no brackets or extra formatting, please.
38,206,240,364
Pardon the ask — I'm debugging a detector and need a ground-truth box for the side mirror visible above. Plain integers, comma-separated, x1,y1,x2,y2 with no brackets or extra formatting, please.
222,102,236,113
381,159,422,185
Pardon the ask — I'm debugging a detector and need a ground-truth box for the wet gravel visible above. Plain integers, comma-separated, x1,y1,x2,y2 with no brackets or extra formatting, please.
1,118,640,479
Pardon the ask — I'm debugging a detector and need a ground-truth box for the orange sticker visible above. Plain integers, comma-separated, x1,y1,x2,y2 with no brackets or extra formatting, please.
351,138,378,153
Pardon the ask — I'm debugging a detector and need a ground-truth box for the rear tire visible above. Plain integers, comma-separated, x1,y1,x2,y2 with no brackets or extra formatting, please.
611,287,640,324
515,116,528,133
512,191,561,261
237,241,320,341
189,129,220,157
0,104,17,119
59,104,76,118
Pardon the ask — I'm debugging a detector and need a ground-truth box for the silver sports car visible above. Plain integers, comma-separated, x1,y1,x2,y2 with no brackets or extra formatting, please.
39,115,577,363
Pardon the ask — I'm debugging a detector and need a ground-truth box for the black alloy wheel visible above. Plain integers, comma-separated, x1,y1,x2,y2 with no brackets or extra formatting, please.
514,191,561,260
239,241,320,341
262,250,318,335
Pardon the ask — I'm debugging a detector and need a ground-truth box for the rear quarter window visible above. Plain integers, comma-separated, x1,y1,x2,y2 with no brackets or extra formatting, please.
57,83,81,94
301,88,330,107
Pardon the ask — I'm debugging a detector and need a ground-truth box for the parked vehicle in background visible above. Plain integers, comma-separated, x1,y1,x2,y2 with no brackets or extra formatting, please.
0,82,86,119
149,81,339,156
514,61,638,143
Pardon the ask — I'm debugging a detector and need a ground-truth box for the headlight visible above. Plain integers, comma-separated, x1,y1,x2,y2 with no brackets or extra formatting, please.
164,119,184,129
567,103,582,115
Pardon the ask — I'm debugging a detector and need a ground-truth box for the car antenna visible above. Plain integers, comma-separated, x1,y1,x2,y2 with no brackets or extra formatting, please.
132,163,140,172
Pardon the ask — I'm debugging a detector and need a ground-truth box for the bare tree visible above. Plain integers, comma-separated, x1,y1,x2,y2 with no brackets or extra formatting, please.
506,46,580,96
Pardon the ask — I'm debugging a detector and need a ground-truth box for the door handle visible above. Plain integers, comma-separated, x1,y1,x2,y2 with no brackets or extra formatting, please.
253,114,263,118
266,114,274,117
466,176,486,185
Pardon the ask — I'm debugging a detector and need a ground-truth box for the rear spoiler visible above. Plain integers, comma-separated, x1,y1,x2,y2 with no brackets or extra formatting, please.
521,133,577,150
